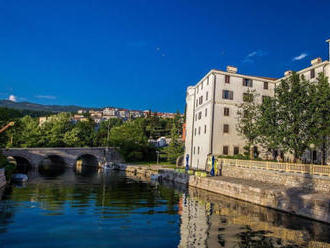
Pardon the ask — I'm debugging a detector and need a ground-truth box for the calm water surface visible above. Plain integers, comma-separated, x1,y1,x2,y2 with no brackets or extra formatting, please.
0,166,329,248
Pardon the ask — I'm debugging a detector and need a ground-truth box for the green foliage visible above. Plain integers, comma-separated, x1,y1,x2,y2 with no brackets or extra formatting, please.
162,123,184,164
236,89,260,158
0,152,16,180
94,118,123,146
109,119,155,162
0,107,183,163
308,73,330,164
237,72,330,164
274,73,313,161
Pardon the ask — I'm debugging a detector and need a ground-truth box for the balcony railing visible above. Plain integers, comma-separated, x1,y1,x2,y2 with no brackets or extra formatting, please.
207,157,330,177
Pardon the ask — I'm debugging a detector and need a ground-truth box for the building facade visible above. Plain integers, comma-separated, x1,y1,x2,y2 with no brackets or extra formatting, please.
185,40,330,169
185,66,276,170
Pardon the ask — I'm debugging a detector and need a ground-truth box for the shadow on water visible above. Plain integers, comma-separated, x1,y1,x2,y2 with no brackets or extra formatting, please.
38,155,66,178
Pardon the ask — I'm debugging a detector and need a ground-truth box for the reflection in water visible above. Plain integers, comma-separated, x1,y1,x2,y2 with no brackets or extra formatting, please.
178,188,330,248
0,167,329,248
38,156,66,178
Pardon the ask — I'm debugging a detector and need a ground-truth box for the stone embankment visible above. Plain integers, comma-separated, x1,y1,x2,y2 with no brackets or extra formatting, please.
118,164,330,224
0,169,6,188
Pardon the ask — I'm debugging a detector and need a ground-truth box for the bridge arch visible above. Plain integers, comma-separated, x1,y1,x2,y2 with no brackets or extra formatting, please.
7,156,32,173
38,154,66,177
75,154,99,167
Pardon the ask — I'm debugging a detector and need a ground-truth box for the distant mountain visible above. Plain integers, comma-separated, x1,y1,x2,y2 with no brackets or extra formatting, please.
0,100,98,113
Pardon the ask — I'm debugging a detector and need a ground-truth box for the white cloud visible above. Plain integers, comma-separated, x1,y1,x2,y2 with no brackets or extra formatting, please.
8,95,16,102
293,53,307,61
243,50,268,63
35,95,56,100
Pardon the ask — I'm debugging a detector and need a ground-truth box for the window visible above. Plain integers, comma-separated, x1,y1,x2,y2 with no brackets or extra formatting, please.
262,95,270,103
311,69,315,79
225,75,230,84
243,78,253,87
194,128,196,136
264,82,268,90
199,96,203,105
205,108,207,117
243,93,253,102
198,126,201,135
193,147,195,154
223,124,229,133
223,146,229,155
224,107,229,116
206,91,208,101
196,99,198,107
234,146,239,155
222,90,234,100
204,125,206,134
198,111,202,120
198,146,200,154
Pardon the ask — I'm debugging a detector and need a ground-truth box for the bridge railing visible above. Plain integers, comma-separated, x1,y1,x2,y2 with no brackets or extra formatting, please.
211,157,330,177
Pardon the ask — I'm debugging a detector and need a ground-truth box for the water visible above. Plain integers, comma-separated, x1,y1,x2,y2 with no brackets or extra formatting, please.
0,167,329,248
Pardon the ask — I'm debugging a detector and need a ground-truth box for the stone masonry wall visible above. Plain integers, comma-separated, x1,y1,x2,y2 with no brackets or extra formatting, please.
222,164,330,193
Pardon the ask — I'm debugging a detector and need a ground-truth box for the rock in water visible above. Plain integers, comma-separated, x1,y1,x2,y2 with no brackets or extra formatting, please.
11,173,28,183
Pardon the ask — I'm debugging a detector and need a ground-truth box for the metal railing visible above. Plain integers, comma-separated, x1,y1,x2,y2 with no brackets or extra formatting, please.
213,158,330,177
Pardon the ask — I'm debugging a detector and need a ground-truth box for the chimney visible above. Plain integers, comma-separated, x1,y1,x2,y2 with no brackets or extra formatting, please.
226,66,238,73
311,57,322,65
326,39,330,61
284,70,293,77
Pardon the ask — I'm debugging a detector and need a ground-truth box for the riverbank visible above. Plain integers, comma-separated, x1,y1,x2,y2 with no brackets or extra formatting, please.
118,164,330,224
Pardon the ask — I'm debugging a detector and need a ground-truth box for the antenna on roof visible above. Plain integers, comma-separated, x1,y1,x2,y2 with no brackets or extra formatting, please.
326,39,330,61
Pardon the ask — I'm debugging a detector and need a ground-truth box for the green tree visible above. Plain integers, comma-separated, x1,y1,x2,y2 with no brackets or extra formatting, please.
256,96,280,159
236,89,260,158
275,73,313,162
109,119,152,161
39,112,74,147
163,125,184,164
94,118,123,147
7,115,41,147
309,73,330,164
64,118,96,147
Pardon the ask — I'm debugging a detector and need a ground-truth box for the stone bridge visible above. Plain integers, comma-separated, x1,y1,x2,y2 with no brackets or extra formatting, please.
1,147,124,168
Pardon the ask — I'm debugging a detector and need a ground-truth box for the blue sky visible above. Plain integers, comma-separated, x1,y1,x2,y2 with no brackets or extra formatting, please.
0,0,329,112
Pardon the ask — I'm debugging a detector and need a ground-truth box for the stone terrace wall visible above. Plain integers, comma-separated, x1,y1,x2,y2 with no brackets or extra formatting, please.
222,164,330,193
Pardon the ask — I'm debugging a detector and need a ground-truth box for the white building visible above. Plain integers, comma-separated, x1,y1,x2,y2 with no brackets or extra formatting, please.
184,66,276,170
184,39,330,169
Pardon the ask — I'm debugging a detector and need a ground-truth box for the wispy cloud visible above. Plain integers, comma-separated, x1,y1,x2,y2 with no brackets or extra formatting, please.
292,53,307,61
8,95,16,102
35,95,56,100
242,50,268,63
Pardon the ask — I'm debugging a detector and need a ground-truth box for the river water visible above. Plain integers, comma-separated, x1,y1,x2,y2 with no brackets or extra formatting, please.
0,166,329,248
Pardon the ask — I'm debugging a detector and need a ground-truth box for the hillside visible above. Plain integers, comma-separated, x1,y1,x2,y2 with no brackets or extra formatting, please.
0,100,97,113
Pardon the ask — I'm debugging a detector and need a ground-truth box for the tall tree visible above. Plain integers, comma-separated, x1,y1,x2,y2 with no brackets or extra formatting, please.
256,96,280,159
275,73,313,162
163,124,184,164
236,89,260,158
309,73,330,164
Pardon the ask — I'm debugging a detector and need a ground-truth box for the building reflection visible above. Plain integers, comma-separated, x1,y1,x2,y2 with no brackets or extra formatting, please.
178,187,330,248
